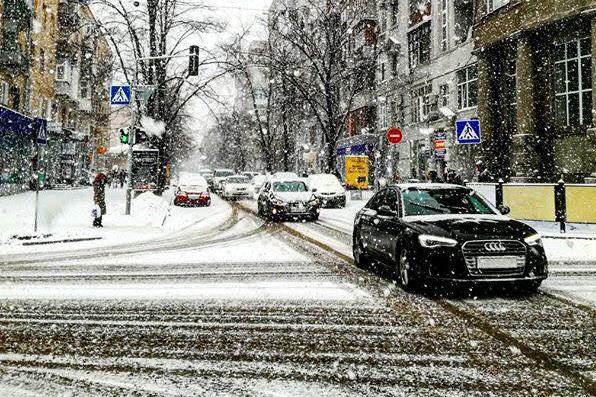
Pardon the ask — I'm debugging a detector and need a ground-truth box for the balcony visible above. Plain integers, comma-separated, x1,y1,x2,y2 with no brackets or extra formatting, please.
55,80,72,97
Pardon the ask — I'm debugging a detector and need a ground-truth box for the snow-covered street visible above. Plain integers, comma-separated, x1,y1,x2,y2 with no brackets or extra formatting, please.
0,189,594,395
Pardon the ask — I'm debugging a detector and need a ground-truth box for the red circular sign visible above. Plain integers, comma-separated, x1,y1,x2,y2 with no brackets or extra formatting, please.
387,128,403,144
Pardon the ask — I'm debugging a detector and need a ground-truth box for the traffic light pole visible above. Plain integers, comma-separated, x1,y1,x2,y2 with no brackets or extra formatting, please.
124,128,136,215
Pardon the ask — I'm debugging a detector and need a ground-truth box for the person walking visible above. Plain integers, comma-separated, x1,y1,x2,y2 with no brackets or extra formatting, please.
118,169,126,188
475,160,493,182
427,169,443,183
445,168,464,185
92,172,107,227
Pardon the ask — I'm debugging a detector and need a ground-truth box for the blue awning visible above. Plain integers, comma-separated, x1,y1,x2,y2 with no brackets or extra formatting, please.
0,105,35,138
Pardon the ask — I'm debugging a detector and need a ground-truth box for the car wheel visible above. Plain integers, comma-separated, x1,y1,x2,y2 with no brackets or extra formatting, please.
353,233,371,269
398,248,420,291
516,280,542,294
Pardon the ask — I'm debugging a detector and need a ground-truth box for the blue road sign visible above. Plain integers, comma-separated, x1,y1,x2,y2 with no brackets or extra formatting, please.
35,119,48,145
456,119,481,145
110,85,132,105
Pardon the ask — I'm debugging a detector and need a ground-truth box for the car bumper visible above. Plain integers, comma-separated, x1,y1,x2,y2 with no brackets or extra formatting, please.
270,205,320,219
175,196,210,206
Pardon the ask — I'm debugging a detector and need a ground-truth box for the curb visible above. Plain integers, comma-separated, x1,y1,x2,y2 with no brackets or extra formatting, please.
21,237,103,246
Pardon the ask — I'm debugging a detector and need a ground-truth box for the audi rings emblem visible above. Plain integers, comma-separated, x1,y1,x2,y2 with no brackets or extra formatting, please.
484,242,506,252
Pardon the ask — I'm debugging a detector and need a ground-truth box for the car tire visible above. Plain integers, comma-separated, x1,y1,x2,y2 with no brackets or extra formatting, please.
397,248,420,291
516,280,542,294
353,233,371,269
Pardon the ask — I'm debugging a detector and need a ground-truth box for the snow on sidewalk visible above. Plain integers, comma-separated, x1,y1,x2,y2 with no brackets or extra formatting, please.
0,188,231,254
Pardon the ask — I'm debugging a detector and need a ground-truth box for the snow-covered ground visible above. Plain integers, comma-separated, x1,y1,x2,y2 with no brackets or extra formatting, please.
0,187,232,255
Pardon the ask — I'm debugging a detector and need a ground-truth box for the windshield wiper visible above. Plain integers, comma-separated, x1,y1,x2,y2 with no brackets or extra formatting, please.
408,202,448,214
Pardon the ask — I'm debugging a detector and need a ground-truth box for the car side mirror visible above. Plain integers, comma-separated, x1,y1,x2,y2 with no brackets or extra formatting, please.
498,205,511,215
378,205,398,217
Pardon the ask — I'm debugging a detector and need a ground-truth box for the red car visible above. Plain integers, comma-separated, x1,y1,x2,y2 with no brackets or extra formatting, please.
174,174,211,207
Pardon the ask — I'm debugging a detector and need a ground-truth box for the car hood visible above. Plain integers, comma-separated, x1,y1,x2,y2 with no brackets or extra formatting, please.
315,185,344,194
274,192,315,203
403,214,536,240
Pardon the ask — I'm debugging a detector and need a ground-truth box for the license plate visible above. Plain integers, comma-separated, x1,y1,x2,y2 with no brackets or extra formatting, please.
476,256,519,269
291,204,305,213
188,195,199,200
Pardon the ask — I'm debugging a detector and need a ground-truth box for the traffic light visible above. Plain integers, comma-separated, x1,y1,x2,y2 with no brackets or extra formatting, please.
119,129,129,144
189,45,199,76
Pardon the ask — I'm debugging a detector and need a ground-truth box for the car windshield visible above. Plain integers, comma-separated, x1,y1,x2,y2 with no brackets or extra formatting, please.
402,188,496,216
214,170,234,177
272,181,308,192
227,177,249,184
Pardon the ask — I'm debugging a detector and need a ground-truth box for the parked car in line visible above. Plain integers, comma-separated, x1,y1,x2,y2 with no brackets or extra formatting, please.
241,171,260,181
257,178,321,221
352,184,548,292
221,175,252,200
213,169,235,192
198,169,214,187
307,173,346,208
174,174,211,207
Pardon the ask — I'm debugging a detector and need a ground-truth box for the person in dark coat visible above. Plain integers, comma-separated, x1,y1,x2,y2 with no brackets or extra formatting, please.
427,169,443,183
475,160,493,182
93,173,107,227
445,168,464,185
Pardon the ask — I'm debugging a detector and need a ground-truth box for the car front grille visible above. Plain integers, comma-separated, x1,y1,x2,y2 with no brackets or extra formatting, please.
462,240,527,277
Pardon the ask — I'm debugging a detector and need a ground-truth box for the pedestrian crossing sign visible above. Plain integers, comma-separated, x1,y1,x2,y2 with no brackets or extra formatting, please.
110,85,132,105
456,119,481,145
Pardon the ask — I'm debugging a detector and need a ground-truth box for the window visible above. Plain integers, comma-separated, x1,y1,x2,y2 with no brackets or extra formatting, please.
391,53,398,76
380,60,387,82
390,1,399,26
411,84,432,122
39,49,45,71
486,0,509,14
0,81,9,105
408,22,431,69
554,37,592,127
56,60,71,82
457,65,477,109
439,84,449,107
454,0,473,44
80,79,90,99
440,0,448,52
379,102,389,129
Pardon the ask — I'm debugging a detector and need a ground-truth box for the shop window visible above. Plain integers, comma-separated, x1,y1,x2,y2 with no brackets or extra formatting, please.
457,64,477,109
554,37,593,127
408,22,431,69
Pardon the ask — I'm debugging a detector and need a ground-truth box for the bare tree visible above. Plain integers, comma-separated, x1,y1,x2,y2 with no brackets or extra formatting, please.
92,0,226,191
267,0,378,173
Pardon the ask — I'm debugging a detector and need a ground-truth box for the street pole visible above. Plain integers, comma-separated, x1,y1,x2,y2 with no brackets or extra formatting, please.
125,140,133,215
33,147,39,233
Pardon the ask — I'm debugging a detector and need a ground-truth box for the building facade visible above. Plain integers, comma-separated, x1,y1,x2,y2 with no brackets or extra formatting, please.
474,0,596,183
373,0,477,182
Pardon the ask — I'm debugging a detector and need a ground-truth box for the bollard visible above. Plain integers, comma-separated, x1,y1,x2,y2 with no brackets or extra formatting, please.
496,179,504,209
555,179,566,234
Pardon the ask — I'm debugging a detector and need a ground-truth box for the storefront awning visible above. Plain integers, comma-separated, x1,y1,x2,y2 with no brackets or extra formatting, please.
0,105,35,138
336,133,378,155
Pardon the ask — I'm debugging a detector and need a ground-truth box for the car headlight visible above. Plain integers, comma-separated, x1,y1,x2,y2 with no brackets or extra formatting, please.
271,196,286,206
524,233,543,247
418,234,458,248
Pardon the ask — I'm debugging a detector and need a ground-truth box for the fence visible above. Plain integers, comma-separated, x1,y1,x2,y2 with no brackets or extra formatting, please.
467,181,596,229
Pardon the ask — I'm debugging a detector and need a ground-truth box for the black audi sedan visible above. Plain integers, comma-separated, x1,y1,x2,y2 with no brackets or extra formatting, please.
353,184,548,292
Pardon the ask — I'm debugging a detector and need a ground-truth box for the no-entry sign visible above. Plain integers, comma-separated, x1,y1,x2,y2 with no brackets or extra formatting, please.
387,128,403,144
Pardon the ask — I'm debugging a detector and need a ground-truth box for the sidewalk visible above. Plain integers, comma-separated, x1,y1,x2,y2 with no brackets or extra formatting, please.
0,188,229,255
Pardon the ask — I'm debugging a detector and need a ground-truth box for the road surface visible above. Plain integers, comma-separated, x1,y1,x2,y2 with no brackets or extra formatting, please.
0,202,594,396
